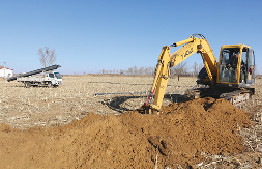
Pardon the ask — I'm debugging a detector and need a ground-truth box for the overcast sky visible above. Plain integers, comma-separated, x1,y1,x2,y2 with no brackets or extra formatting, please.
0,0,261,74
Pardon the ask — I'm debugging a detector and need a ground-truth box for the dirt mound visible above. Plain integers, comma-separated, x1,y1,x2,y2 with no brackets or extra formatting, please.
0,98,251,168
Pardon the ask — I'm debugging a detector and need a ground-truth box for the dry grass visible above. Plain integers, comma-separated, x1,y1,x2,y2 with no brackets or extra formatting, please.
0,75,197,128
1,75,261,129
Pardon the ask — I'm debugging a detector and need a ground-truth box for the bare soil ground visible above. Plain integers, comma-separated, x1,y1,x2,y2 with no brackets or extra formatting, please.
0,76,261,168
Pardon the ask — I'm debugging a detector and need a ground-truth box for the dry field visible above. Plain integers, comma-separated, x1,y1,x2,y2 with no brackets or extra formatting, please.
0,75,196,128
0,75,261,168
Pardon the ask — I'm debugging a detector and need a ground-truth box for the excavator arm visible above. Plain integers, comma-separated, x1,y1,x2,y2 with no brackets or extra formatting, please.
146,34,217,112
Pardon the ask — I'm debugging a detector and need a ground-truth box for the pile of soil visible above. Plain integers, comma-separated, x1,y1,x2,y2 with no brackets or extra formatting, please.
0,98,251,168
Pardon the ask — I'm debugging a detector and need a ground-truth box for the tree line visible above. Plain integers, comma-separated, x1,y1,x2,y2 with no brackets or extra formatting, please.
36,46,204,77
90,62,204,77
37,47,261,76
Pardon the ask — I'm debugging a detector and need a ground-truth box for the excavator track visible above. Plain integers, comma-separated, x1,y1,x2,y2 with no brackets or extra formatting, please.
184,87,254,108
220,89,253,108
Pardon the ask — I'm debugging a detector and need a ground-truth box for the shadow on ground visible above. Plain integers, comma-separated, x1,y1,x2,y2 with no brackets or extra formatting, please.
102,94,188,113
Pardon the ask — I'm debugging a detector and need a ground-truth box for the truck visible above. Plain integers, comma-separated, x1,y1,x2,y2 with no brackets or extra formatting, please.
7,64,62,88
145,34,255,113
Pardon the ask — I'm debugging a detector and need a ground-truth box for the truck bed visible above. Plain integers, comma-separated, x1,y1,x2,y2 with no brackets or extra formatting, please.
17,77,52,82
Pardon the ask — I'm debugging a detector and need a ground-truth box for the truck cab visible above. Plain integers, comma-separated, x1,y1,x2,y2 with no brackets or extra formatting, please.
45,71,62,87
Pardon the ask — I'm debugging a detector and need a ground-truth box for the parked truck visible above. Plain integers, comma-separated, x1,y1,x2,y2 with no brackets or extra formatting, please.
7,65,62,88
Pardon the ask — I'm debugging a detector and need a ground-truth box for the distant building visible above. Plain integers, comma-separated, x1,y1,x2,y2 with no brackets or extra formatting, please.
0,66,13,78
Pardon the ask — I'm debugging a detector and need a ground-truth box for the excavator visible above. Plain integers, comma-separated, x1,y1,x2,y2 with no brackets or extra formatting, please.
146,34,255,113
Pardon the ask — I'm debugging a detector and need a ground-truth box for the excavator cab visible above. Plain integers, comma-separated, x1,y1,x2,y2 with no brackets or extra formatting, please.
217,45,255,87
219,48,240,83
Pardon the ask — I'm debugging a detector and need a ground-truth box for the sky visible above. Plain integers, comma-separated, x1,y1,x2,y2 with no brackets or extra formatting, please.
0,0,261,75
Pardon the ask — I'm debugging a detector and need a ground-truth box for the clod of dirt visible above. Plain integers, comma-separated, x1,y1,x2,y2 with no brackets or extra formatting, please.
0,98,251,168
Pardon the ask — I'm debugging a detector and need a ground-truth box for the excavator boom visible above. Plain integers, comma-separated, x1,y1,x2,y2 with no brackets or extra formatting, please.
147,34,217,112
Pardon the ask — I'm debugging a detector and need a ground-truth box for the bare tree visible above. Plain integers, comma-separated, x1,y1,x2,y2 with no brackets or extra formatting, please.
133,66,138,75
119,69,124,75
38,47,56,67
171,62,188,81
192,62,198,77
192,62,203,77
138,66,144,75
171,62,187,75
127,67,133,75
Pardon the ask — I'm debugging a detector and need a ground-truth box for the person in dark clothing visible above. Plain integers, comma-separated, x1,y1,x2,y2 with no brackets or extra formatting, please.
226,53,239,82
227,53,239,68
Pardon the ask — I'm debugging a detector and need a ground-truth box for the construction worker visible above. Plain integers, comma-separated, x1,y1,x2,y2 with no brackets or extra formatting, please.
228,53,239,68
227,53,239,82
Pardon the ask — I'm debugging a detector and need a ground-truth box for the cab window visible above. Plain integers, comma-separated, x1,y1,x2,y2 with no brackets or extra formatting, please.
55,74,62,79
221,48,240,65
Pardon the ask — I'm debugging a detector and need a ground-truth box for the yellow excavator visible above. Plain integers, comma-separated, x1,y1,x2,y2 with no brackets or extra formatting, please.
146,34,255,112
